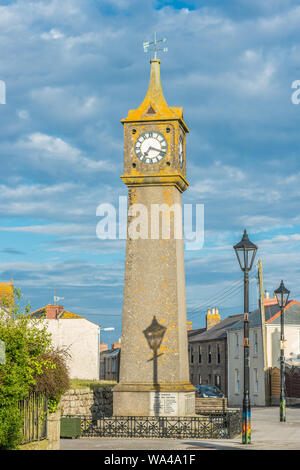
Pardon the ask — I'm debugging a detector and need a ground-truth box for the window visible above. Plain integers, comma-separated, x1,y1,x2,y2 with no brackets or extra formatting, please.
254,369,258,394
235,333,239,357
191,373,194,384
208,345,212,363
215,375,221,388
216,344,221,364
254,331,258,355
112,358,116,373
235,369,240,394
208,374,212,384
190,346,194,364
198,345,202,364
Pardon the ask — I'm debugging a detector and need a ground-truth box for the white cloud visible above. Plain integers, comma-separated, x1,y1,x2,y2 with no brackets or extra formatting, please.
17,110,29,120
18,132,114,173
0,223,91,236
41,28,64,40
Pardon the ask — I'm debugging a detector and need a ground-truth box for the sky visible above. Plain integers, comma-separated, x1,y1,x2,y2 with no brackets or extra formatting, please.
1,0,300,347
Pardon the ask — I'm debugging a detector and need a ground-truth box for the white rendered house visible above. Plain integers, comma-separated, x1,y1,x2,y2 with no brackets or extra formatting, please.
227,298,300,407
29,304,100,380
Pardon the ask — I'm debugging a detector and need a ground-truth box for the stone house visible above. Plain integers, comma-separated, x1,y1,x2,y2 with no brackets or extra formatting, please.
188,308,243,396
29,304,100,380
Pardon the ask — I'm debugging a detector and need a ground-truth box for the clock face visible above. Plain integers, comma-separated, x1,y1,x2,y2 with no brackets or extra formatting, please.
134,132,167,164
179,136,184,168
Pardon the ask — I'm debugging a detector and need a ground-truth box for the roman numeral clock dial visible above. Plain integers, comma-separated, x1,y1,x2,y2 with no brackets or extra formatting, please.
179,136,184,168
134,132,167,164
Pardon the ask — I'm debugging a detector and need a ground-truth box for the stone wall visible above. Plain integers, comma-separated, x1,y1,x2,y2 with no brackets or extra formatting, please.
195,397,227,413
60,387,114,419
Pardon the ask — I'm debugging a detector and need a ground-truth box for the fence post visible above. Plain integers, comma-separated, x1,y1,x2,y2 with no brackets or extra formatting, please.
47,409,61,450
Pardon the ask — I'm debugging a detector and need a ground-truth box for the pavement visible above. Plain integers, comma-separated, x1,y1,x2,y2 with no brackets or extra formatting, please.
60,406,300,451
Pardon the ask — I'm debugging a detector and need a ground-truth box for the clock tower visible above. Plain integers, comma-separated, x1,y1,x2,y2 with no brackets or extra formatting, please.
113,52,195,417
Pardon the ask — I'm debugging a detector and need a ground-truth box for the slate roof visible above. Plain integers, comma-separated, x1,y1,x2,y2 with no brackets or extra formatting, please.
188,328,206,338
227,300,300,331
189,314,244,343
103,348,120,358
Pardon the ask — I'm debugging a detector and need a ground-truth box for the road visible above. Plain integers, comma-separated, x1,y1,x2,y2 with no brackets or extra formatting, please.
60,406,300,451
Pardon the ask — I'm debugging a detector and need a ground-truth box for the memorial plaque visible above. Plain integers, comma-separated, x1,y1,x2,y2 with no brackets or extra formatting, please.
184,393,195,415
0,340,6,365
150,392,178,416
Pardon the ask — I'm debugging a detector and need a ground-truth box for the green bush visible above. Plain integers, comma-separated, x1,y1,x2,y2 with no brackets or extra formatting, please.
34,349,71,413
0,288,70,449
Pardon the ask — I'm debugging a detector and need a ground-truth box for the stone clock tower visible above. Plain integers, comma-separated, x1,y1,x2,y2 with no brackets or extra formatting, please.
113,55,195,417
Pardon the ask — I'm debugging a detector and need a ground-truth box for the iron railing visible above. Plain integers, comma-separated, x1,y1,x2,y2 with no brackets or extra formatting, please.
18,392,48,444
69,411,241,439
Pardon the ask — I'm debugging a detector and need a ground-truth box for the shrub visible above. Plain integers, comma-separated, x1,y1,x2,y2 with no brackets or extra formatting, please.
0,288,70,449
33,349,71,413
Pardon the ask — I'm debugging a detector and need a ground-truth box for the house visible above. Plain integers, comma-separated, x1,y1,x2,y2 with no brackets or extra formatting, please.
188,308,243,396
227,296,300,407
28,304,100,380
100,339,121,382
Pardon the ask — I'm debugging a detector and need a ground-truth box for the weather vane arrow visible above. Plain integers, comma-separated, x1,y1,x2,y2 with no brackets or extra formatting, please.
143,31,168,60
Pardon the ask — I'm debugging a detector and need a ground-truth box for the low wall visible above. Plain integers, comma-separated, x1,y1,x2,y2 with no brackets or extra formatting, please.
60,387,114,419
195,397,227,413
61,390,229,418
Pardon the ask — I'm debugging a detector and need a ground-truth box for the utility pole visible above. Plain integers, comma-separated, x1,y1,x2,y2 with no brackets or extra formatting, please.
258,259,270,405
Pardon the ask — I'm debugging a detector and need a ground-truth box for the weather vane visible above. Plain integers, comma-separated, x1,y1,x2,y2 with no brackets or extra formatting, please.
143,31,168,60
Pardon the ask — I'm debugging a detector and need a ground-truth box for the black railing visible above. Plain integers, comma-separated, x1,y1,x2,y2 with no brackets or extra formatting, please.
69,411,241,439
18,392,48,444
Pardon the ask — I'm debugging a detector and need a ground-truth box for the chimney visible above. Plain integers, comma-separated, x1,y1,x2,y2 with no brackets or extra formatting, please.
186,321,193,331
45,304,64,319
100,342,108,352
206,307,221,330
111,339,121,350
265,291,270,299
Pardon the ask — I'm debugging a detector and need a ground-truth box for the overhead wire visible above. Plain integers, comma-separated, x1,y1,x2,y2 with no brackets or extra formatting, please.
187,270,257,318
187,270,258,320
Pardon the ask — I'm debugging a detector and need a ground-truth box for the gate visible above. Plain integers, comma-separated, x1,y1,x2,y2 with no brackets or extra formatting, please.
19,392,48,444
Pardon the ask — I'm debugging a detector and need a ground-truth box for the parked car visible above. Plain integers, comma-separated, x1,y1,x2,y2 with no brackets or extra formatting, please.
195,385,224,398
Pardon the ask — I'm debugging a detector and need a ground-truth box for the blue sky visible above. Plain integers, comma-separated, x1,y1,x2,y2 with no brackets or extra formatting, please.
1,0,300,346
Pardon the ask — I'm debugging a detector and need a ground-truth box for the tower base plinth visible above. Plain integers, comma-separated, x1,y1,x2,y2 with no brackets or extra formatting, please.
113,383,195,417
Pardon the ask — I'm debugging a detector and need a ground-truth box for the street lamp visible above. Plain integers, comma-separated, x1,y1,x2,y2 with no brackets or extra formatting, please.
274,280,290,422
233,229,258,444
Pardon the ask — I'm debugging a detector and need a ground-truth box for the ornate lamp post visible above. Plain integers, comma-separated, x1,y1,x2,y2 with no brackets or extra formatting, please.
274,280,290,422
233,229,258,444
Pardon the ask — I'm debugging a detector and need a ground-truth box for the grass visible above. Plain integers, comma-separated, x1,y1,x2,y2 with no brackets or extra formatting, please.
70,379,117,390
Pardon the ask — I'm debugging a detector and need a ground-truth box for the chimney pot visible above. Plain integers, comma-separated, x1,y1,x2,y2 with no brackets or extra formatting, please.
265,291,270,299
206,307,221,330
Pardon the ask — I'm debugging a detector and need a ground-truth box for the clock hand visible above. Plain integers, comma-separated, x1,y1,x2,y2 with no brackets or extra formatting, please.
144,146,165,156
